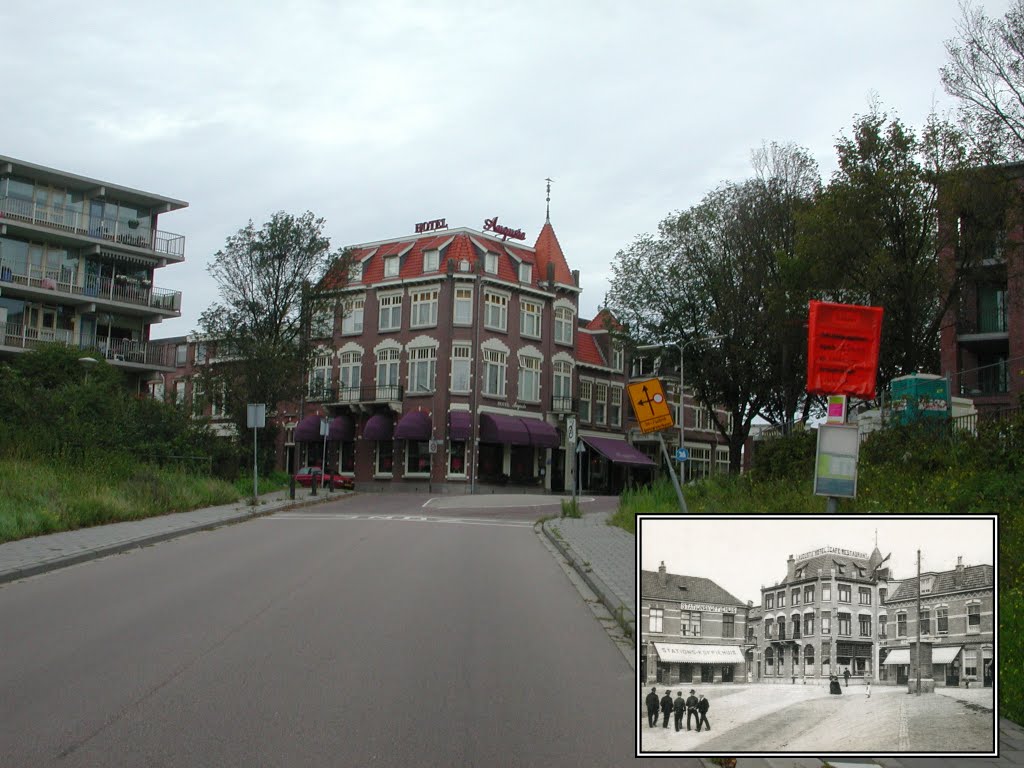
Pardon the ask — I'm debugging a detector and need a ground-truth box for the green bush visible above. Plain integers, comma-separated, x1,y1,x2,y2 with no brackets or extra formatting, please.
750,428,816,481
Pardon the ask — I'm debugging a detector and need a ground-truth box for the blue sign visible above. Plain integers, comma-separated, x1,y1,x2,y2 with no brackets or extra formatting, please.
675,447,689,462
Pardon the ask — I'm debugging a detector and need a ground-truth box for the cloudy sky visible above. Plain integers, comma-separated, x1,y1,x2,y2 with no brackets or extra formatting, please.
639,515,996,606
3,0,1011,339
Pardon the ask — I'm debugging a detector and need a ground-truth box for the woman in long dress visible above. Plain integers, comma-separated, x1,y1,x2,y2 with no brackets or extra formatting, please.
829,674,843,695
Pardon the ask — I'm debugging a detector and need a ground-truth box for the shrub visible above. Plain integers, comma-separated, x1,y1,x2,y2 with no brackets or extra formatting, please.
750,428,816,481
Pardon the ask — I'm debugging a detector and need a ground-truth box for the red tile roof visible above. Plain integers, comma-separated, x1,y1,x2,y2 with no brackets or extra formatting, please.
533,221,574,286
585,309,622,332
576,331,607,367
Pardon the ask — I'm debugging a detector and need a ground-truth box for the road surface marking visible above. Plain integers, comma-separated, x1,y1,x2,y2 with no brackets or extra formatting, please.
264,513,534,528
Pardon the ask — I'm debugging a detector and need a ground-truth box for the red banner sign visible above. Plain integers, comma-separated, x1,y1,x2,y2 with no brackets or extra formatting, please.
806,300,884,399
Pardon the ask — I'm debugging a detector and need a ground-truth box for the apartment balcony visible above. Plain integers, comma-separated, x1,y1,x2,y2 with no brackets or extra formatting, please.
0,264,182,317
316,384,405,408
0,323,175,370
550,395,578,414
0,195,185,259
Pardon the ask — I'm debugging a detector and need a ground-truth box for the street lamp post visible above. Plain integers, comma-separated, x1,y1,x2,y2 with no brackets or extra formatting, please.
638,334,725,484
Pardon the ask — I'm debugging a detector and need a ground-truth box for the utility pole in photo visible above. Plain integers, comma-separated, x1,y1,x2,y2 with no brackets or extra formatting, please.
916,548,922,696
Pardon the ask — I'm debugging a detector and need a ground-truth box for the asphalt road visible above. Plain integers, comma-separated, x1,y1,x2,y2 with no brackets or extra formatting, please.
0,493,686,767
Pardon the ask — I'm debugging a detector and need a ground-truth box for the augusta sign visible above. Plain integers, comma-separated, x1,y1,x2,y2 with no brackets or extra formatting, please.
806,300,884,399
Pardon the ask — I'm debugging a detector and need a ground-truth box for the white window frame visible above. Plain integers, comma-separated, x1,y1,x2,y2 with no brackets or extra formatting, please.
339,350,362,402
553,360,573,406
348,261,363,283
579,379,592,422
484,291,508,332
517,354,541,403
378,292,403,332
519,263,532,283
450,344,472,393
485,251,498,274
423,249,440,272
341,296,364,335
384,255,399,278
609,386,623,427
554,306,574,345
593,382,607,425
407,346,437,394
482,348,507,397
454,286,473,326
611,344,624,372
966,600,982,634
410,288,439,329
375,346,401,398
649,606,663,634
520,299,542,339
308,350,333,399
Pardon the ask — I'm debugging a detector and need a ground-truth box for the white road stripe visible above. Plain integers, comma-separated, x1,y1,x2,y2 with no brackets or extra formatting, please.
265,513,534,528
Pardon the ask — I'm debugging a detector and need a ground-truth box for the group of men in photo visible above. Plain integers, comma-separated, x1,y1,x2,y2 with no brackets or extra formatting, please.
645,688,710,733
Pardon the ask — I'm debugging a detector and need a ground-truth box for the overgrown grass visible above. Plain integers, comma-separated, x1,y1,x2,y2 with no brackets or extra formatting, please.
0,456,242,544
560,497,582,518
233,470,292,498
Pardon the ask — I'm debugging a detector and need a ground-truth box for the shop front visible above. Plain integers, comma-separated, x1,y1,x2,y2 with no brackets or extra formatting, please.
652,642,745,684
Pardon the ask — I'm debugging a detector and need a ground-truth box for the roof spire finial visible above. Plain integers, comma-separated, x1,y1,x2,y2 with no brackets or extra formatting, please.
545,177,553,222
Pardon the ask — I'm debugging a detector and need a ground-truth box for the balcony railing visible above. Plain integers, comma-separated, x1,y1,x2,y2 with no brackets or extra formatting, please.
551,395,578,413
308,383,405,404
1,324,175,368
0,195,185,258
0,262,181,314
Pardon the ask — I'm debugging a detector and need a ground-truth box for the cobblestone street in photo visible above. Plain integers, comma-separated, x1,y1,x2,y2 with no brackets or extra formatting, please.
640,682,994,753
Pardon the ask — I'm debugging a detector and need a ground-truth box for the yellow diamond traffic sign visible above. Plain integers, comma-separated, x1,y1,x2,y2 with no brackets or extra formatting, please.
627,377,675,434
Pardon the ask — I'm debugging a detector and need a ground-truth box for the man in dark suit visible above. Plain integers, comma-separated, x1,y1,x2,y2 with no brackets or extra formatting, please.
673,691,686,731
645,687,659,727
685,689,700,731
660,690,673,728
696,693,711,732
844,668,850,687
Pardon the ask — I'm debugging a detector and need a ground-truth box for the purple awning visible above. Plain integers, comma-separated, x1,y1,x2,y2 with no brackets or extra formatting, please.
582,435,656,467
519,418,560,448
448,411,471,440
328,414,354,441
363,413,394,441
394,410,432,441
294,414,323,442
480,413,531,446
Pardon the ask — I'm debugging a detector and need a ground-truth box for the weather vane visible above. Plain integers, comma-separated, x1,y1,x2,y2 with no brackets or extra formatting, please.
545,177,554,222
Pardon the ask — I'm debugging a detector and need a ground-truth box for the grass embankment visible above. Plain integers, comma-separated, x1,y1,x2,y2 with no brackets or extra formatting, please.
0,456,243,544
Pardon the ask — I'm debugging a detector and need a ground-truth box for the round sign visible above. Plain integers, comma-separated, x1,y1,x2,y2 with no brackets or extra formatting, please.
653,393,664,404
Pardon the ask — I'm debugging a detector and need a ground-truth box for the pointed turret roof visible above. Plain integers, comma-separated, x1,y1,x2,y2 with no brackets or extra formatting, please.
533,221,574,287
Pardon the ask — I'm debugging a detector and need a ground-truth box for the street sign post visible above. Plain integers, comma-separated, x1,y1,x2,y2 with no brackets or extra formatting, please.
246,404,266,503
626,377,686,513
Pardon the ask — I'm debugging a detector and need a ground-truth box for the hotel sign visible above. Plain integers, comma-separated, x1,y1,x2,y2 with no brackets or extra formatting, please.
796,546,868,560
483,216,526,241
415,218,447,233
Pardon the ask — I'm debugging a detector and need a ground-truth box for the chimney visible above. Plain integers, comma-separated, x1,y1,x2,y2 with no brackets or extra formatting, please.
955,556,964,588
786,554,795,581
571,268,580,286
747,600,753,607
658,561,667,586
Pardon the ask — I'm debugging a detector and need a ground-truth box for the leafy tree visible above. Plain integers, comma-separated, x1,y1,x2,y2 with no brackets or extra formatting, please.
606,144,821,470
797,108,1009,399
196,211,350,467
942,0,1024,162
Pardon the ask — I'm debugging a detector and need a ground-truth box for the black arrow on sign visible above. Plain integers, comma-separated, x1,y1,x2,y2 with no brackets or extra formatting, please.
641,385,657,416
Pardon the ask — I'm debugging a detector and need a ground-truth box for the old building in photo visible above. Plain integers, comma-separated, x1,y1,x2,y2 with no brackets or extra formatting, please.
0,154,186,391
879,556,994,687
640,562,752,685
753,545,898,683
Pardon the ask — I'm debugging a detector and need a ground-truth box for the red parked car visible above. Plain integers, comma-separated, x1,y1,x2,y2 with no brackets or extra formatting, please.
294,466,354,491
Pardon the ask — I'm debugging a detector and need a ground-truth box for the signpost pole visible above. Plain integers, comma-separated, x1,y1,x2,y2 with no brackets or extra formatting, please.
658,432,687,513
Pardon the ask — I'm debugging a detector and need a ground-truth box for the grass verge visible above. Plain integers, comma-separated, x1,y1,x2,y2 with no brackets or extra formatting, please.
0,456,241,544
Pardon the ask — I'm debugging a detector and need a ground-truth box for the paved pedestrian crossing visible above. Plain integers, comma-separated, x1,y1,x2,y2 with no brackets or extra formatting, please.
265,512,536,528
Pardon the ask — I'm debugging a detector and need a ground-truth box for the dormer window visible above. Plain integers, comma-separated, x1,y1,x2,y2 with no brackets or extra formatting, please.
519,263,532,283
920,576,934,595
423,249,439,272
349,262,363,283
384,255,399,278
485,252,498,274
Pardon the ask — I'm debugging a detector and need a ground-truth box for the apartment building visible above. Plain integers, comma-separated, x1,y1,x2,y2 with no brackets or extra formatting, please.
0,155,186,389
640,562,752,685
939,163,1024,413
879,557,994,687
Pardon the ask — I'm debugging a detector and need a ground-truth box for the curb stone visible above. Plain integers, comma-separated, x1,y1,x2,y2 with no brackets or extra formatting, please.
0,490,347,585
